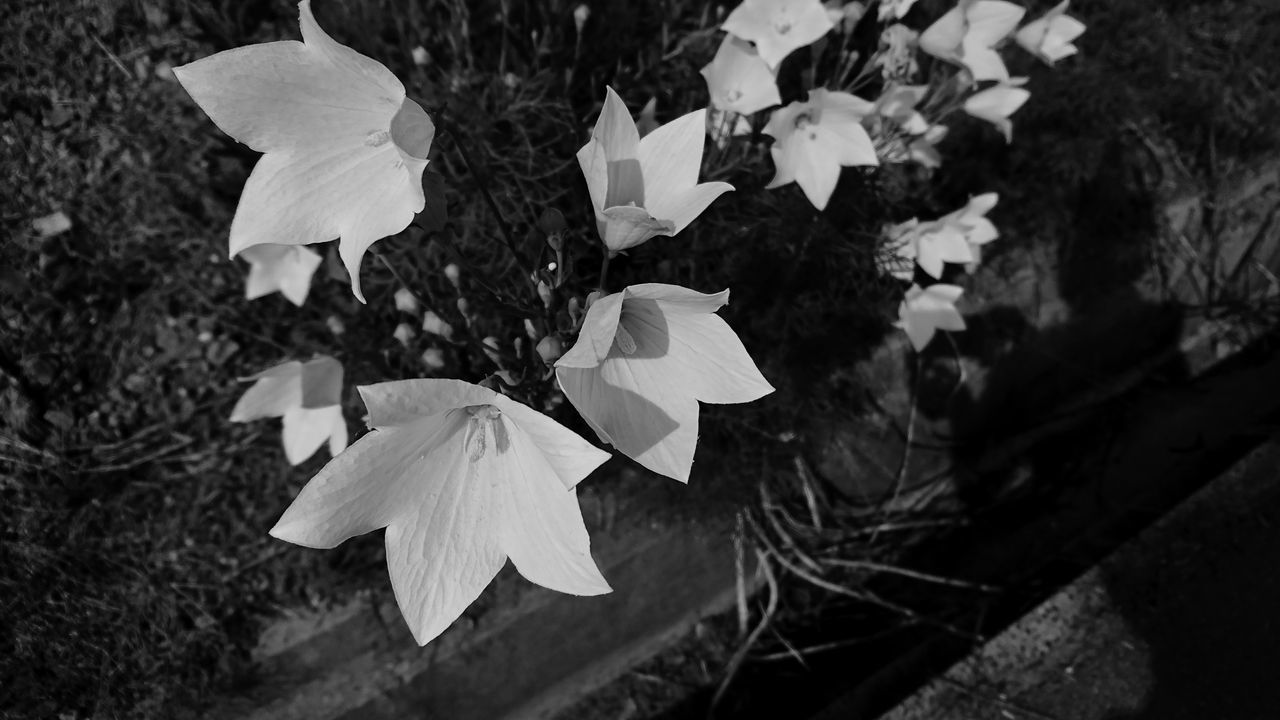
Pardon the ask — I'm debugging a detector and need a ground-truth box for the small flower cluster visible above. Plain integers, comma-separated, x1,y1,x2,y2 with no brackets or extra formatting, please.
174,0,1085,645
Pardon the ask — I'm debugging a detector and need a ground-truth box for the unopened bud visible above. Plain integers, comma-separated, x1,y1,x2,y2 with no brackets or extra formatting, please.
524,318,540,340
393,322,416,347
422,310,454,339
482,336,502,365
536,335,563,364
394,287,419,314
585,290,603,308
456,296,471,317
537,280,554,308
444,263,462,287
514,336,526,358
568,296,583,324
573,4,590,33
411,46,429,66
326,315,345,336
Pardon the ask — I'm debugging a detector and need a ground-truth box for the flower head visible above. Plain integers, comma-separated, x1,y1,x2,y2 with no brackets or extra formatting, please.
239,243,323,307
874,23,921,82
173,0,435,303
764,88,879,210
919,0,1025,83
963,82,1030,142
578,88,734,255
897,284,966,350
700,35,782,116
941,192,999,266
555,284,773,483
1015,1,1085,65
722,0,835,69
231,356,348,465
270,379,612,645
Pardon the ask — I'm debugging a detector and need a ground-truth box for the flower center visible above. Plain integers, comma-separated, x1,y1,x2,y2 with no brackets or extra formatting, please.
725,89,744,104
463,404,508,461
390,97,436,160
794,112,814,131
613,323,638,355
772,12,793,35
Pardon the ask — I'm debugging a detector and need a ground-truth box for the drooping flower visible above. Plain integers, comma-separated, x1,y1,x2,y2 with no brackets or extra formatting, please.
941,193,999,266
700,35,782,116
897,283,966,350
173,0,436,303
239,243,322,307
270,379,612,645
963,82,1030,142
231,356,347,465
764,88,879,211
1015,0,1086,65
878,0,919,21
555,284,774,483
722,0,835,69
578,88,734,255
919,0,1025,83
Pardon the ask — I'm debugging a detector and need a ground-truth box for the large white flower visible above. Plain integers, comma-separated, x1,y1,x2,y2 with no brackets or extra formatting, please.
963,82,1030,142
578,88,733,255
270,379,612,646
897,283,966,350
231,356,348,465
764,88,879,211
919,0,1025,83
174,0,436,303
722,0,835,69
700,34,782,116
555,284,773,483
1015,0,1086,65
239,243,323,307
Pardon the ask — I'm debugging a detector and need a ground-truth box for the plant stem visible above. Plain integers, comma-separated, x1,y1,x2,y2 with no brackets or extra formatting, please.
597,251,611,292
439,113,531,271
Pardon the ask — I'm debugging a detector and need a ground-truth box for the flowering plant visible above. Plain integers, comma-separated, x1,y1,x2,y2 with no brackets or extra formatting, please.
175,0,1085,645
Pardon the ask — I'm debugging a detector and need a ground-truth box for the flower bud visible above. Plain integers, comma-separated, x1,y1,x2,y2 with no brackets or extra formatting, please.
421,347,446,371
573,4,590,33
567,296,583,325
481,336,502,365
422,311,454,339
456,296,471,317
536,335,563,364
326,315,345,336
585,290,603,309
393,322,416,347
524,318,541,340
537,280,554,308
444,263,462,287
394,287,419,314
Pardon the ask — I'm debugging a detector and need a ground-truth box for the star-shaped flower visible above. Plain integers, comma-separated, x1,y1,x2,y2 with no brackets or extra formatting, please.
231,356,348,465
173,0,436,303
239,243,323,307
555,284,774,483
764,88,879,211
897,283,966,350
722,0,835,69
963,82,1030,142
700,35,782,116
1015,0,1086,65
941,192,999,266
270,379,612,646
919,0,1025,83
578,88,734,255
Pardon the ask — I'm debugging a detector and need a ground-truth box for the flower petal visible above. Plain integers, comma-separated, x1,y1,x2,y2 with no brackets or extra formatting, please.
919,5,965,59
647,302,775,405
281,404,347,465
576,138,609,220
602,205,676,254
637,108,707,207
491,395,612,490
493,418,611,595
358,378,498,428
964,0,1025,46
556,291,627,369
592,87,641,162
700,35,782,115
241,244,323,306
230,361,303,421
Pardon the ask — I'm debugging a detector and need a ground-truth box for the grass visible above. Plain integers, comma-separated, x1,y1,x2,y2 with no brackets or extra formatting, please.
1,0,1278,717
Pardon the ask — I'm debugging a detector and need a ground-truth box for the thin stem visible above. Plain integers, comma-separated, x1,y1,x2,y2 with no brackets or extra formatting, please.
597,251,611,292
439,113,531,271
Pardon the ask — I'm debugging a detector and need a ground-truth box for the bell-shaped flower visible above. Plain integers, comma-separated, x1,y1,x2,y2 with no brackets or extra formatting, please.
919,0,1025,83
722,0,835,69
941,192,999,266
700,35,782,116
764,88,879,211
239,243,323,307
874,84,930,135
963,82,1029,142
887,218,974,279
878,0,919,21
1015,1,1086,65
555,284,774,483
578,88,733,255
231,356,347,465
173,0,436,303
897,283,966,350
270,379,612,646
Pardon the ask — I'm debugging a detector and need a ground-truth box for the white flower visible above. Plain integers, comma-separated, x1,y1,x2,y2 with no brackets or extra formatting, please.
394,287,420,314
578,88,733,255
919,0,1025,83
231,356,348,465
941,192,999,266
874,84,930,135
707,107,755,149
239,243,323,307
173,0,435,303
764,88,879,211
700,35,782,116
878,0,919,21
555,284,774,483
908,124,948,167
722,0,835,69
270,379,612,646
874,23,920,82
1015,0,1086,65
897,284,966,350
879,218,921,281
963,82,1030,142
